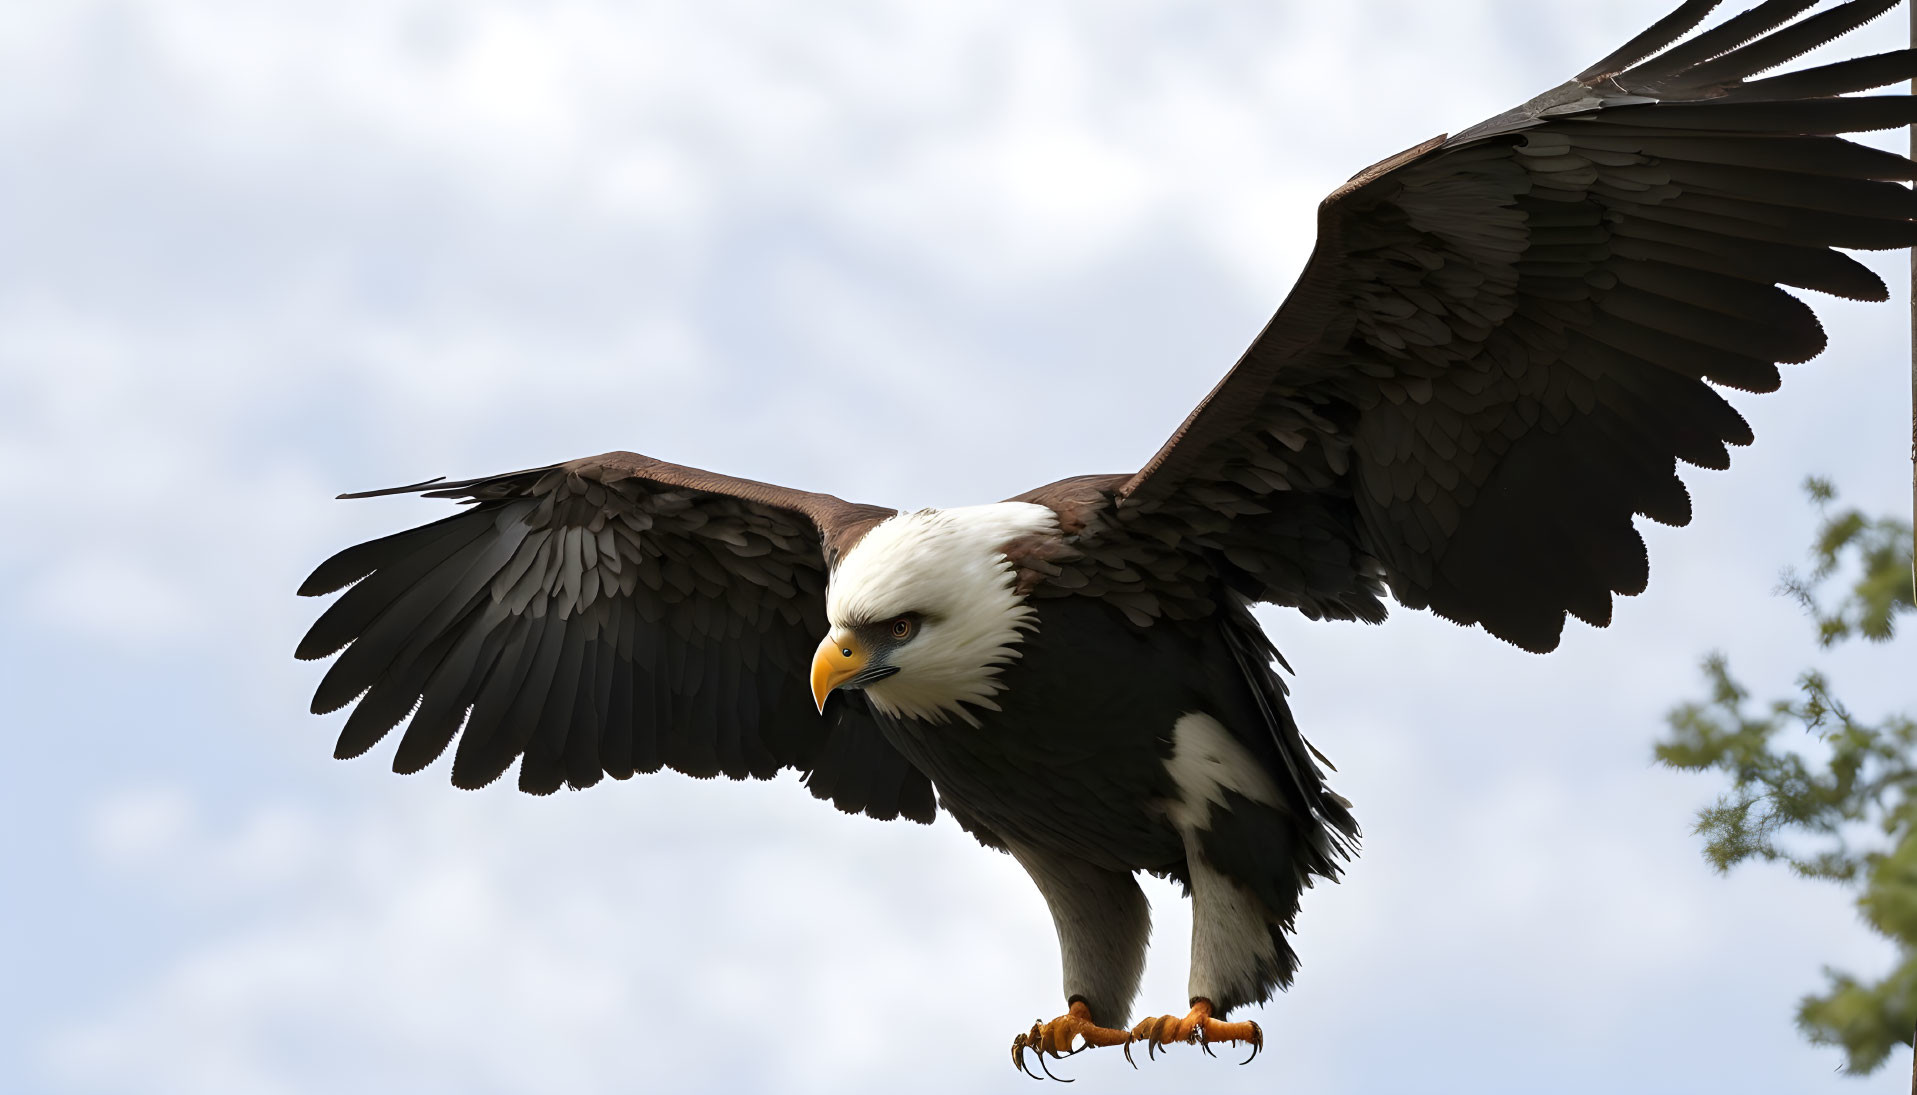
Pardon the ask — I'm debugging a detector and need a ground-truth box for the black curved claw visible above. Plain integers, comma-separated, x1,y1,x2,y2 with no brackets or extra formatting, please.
1034,1050,1074,1083
1012,1033,1045,1081
1122,1036,1138,1070
1239,1022,1264,1066
1199,1037,1217,1058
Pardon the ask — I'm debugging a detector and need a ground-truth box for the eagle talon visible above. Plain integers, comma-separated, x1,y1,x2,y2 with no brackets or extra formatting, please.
1130,1001,1264,1062
1129,1012,1181,1056
1012,1033,1045,1081
1238,1022,1264,1065
1034,1052,1072,1083
1011,1002,1136,1080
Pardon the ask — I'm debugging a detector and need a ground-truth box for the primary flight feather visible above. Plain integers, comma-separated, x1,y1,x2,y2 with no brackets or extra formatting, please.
297,0,1917,1073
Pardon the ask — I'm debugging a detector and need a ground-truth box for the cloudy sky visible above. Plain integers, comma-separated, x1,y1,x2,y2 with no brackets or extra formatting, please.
4,0,1914,1092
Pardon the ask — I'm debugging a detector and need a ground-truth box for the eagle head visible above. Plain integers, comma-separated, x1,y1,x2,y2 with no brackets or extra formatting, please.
810,502,1057,726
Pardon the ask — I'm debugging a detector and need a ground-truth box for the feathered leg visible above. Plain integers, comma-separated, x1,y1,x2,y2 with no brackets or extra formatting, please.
1005,839,1149,1077
1131,712,1318,1061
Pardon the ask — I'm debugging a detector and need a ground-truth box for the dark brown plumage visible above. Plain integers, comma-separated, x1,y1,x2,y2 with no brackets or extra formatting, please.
297,453,929,817
1104,4,1917,652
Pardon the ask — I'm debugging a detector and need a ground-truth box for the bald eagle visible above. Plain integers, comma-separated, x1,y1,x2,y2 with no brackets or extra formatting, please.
297,0,1917,1076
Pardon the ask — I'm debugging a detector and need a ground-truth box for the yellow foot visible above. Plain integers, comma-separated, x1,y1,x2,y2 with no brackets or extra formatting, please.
1011,999,1137,1080
1129,999,1264,1064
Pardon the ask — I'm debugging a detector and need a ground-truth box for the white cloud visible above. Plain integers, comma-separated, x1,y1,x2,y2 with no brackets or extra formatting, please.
49,782,1059,1095
24,554,207,645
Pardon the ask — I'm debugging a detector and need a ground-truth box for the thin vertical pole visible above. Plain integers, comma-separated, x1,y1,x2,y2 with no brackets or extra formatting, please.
1909,0,1915,598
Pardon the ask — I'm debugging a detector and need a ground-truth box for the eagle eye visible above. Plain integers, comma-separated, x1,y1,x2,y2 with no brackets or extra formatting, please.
890,616,916,641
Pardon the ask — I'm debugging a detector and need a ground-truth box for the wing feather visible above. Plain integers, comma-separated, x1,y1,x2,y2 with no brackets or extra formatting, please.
1727,46,1917,98
1609,0,1819,81
297,451,934,822
1049,0,1913,652
1681,0,1900,84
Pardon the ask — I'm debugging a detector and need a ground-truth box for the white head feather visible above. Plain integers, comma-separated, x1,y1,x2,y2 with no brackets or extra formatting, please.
825,502,1058,726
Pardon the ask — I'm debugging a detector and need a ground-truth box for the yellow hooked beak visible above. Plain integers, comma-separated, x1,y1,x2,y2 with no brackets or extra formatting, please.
810,631,869,714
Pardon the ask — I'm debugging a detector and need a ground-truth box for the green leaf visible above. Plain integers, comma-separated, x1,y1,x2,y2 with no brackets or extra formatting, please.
1657,478,1914,1073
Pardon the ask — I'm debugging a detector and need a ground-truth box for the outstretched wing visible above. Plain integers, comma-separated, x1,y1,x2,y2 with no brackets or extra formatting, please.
296,450,936,822
1105,0,1917,652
